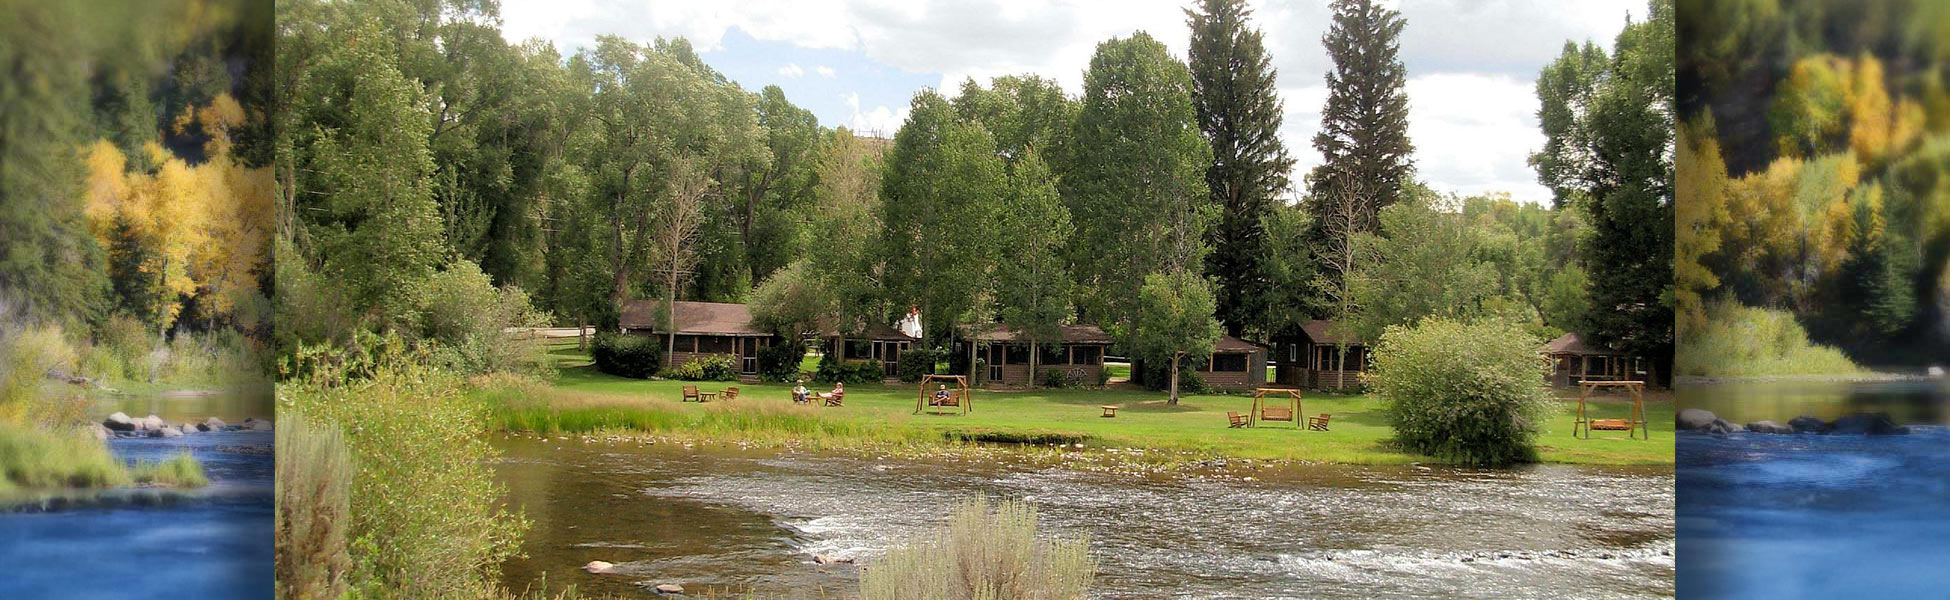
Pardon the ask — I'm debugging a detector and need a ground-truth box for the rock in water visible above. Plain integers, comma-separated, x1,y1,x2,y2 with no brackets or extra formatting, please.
1831,412,1909,435
143,415,166,431
204,417,226,430
653,583,683,594
1707,419,1739,435
1788,415,1829,434
583,561,614,574
813,554,855,565
1745,421,1793,434
84,423,111,441
157,426,183,438
242,418,274,431
104,412,136,432
1677,408,1719,431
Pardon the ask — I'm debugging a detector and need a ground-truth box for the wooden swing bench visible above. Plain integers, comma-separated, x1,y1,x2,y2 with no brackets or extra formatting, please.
1245,388,1304,428
1574,380,1648,440
914,374,972,416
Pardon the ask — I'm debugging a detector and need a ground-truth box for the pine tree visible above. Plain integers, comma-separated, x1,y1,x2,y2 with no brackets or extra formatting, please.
1186,0,1294,338
1307,0,1414,238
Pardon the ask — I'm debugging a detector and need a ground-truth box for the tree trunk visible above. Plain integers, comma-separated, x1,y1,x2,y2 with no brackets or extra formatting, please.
1029,340,1039,387
579,322,588,351
1168,352,1182,405
664,275,678,369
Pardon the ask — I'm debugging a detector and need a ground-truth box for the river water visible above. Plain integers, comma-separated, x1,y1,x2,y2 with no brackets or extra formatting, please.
494,436,1675,599
0,390,274,599
1678,379,1950,597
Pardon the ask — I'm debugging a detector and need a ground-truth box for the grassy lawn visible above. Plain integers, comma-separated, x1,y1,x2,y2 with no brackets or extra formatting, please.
500,345,1673,467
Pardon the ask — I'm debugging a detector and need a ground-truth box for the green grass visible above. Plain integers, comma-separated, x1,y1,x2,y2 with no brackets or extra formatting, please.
0,423,130,492
130,451,209,488
482,347,1674,466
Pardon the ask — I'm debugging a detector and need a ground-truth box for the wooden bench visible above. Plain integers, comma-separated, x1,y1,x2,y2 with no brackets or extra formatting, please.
682,385,701,402
1099,405,1118,418
1308,414,1332,431
1589,418,1631,431
1227,411,1247,428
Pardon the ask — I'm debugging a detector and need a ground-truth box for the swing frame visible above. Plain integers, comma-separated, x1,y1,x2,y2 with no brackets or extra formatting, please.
916,374,972,415
1248,388,1303,428
1574,380,1648,440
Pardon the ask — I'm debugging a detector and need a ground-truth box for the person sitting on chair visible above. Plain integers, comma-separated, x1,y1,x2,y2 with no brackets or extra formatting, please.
933,384,951,404
792,380,809,403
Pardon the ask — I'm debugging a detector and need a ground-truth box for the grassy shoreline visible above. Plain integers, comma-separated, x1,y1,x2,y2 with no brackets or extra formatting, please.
479,349,1675,467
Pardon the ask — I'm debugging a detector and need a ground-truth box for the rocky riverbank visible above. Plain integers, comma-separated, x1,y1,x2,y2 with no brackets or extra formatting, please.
91,413,272,441
1677,408,1911,435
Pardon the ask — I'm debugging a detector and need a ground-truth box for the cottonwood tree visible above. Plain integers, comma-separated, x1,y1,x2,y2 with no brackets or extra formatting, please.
1062,32,1214,347
1186,0,1294,338
652,159,714,360
1133,270,1222,404
994,150,1075,382
1346,192,1500,344
810,127,890,353
879,91,1007,347
1310,174,1373,376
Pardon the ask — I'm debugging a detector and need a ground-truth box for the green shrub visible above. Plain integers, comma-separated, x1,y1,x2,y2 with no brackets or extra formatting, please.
860,496,1094,600
897,347,938,382
1371,318,1553,467
590,332,662,379
1677,300,1861,376
816,352,881,384
667,354,738,381
1,324,76,415
91,314,153,381
1136,358,1205,394
283,334,526,597
756,340,806,382
417,260,550,376
276,409,352,600
1041,368,1071,389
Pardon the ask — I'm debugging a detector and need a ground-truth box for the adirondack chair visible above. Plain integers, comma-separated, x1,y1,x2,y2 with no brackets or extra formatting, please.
722,386,740,401
1308,414,1332,431
823,389,845,407
682,385,701,402
1227,411,1248,428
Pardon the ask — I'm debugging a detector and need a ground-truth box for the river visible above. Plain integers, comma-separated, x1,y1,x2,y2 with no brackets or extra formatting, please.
1678,378,1950,597
494,436,1675,599
0,390,274,600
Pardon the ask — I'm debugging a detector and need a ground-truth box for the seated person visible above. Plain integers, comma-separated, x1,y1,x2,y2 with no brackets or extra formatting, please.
933,385,951,403
792,381,809,402
823,382,844,400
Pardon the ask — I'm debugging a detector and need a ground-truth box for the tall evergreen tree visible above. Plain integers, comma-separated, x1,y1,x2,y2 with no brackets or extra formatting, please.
1186,0,1294,338
1307,0,1413,238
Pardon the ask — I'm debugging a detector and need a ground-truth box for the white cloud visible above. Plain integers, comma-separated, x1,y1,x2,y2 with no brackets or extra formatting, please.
498,0,1629,203
845,92,909,138
778,63,805,77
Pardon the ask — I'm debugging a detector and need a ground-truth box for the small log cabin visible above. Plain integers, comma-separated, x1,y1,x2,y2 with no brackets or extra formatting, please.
1194,335,1268,390
965,324,1111,387
1273,320,1368,390
619,300,775,376
823,323,918,378
1543,332,1648,387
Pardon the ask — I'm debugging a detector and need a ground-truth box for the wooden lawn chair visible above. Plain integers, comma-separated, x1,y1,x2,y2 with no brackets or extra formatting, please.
823,390,845,407
682,385,701,402
1308,414,1332,431
1227,411,1248,428
722,386,740,401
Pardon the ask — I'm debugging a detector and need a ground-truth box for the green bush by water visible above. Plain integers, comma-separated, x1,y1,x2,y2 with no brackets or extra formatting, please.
860,496,1095,600
283,336,527,598
0,423,129,491
1678,300,1862,376
131,451,208,488
1371,318,1554,467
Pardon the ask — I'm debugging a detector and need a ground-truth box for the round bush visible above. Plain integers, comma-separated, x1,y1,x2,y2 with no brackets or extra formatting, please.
1370,318,1553,466
756,341,806,382
896,347,937,382
590,332,662,379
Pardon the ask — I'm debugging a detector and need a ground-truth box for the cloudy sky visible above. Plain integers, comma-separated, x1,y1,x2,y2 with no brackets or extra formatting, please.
499,0,1646,204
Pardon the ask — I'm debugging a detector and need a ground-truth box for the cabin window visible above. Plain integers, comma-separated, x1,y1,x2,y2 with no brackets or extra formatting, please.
1039,344,1068,366
675,335,698,352
1071,345,1101,365
1003,343,1030,365
1212,353,1247,372
698,335,734,354
844,340,874,360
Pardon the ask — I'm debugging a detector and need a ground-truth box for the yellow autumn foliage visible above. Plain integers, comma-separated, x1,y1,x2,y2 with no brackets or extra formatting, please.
79,93,273,327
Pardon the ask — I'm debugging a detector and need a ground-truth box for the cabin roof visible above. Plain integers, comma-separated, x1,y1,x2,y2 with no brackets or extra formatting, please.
1300,320,1364,345
1544,332,1625,356
965,323,1114,344
1214,334,1262,353
824,322,918,342
618,300,770,336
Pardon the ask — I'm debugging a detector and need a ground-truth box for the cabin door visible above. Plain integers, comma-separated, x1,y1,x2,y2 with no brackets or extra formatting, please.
739,338,759,374
880,342,901,378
